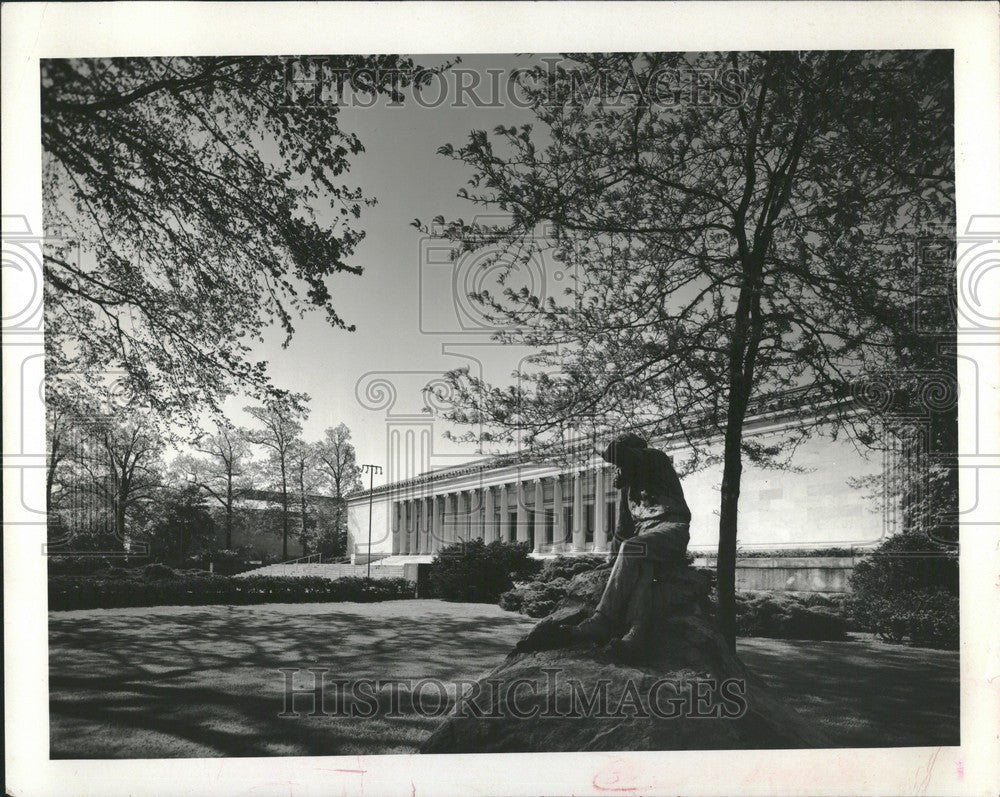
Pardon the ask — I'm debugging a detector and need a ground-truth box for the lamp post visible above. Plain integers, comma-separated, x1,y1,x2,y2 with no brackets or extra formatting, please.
361,464,383,579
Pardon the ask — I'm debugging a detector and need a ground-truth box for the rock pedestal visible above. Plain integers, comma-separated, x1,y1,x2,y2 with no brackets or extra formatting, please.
421,563,827,753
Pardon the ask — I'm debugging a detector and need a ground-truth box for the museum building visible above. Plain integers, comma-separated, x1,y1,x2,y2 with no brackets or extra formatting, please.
345,393,894,566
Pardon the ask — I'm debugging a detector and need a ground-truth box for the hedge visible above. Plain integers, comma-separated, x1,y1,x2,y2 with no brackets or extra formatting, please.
49,574,415,611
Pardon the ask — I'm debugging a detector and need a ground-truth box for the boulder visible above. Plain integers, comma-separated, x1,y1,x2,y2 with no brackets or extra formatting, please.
421,563,828,753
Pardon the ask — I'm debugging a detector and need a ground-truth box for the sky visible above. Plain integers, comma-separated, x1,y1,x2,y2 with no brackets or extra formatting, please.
219,55,551,490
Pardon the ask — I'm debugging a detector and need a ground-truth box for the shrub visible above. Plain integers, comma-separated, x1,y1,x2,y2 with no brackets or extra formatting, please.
429,539,542,603
499,577,573,618
537,553,608,583
143,562,179,580
47,555,117,576
184,548,259,576
850,588,958,649
848,532,959,649
49,574,415,611
850,532,958,596
735,591,848,641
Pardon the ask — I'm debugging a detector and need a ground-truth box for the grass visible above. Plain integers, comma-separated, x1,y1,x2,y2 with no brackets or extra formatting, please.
49,600,958,757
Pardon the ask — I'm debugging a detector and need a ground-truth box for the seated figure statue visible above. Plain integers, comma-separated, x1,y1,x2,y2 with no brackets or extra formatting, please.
569,432,691,659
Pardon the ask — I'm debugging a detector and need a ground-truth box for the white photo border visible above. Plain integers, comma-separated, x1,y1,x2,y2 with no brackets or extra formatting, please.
3,2,998,795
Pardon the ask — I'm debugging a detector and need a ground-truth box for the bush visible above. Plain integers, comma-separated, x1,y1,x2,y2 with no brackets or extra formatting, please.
429,539,542,603
735,591,848,641
499,577,573,618
184,548,259,576
49,574,415,611
848,532,959,649
143,562,179,580
850,589,958,649
47,555,117,576
537,553,608,583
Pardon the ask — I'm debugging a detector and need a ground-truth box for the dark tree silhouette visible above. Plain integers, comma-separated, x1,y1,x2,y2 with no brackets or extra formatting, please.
42,55,439,417
421,51,954,648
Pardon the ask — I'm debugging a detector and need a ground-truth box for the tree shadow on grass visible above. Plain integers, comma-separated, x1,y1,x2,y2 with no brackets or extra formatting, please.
49,601,533,758
737,636,959,748
49,603,960,757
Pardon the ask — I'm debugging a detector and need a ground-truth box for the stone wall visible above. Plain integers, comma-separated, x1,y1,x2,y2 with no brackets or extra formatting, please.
694,555,857,593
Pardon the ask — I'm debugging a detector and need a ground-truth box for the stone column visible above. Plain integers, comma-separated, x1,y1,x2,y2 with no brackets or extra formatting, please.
397,500,408,556
471,487,483,540
498,483,508,541
533,478,546,553
484,486,496,542
573,470,585,552
552,475,564,551
411,499,420,555
464,490,474,540
594,466,608,552
443,492,455,546
516,481,529,543
431,494,441,552
455,490,469,540
420,496,430,554
391,501,401,555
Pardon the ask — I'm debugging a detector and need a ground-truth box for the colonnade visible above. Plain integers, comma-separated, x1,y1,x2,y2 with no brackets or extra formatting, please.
390,464,616,555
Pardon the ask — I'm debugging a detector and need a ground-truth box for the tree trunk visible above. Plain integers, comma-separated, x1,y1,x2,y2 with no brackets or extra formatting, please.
716,272,757,651
114,497,127,552
299,465,308,556
225,476,233,549
280,464,289,560
717,426,744,651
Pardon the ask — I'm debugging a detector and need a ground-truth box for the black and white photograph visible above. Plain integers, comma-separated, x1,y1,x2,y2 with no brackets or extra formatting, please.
3,3,998,796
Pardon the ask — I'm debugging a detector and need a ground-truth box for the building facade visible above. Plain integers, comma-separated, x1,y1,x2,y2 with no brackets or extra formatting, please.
346,406,893,564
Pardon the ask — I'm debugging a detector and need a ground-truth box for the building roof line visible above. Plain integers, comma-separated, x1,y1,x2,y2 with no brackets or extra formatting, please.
346,387,861,502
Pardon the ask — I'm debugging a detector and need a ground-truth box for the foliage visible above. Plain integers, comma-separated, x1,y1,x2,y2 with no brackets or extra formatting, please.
719,547,860,559
49,573,415,611
243,398,309,559
537,553,609,582
48,555,121,576
849,532,958,597
312,423,363,557
173,423,255,548
143,484,216,564
848,532,959,648
429,539,542,603
851,590,958,649
499,577,572,618
420,51,954,649
314,424,363,498
734,591,847,641
47,402,165,550
500,568,849,640
42,55,440,417
184,548,260,576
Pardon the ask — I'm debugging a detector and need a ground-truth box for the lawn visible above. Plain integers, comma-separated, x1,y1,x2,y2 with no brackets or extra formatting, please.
49,600,959,758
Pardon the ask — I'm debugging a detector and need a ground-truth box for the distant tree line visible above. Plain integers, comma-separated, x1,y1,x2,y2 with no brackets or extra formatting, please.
47,391,363,567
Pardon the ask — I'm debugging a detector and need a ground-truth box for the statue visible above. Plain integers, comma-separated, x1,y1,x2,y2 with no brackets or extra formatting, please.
568,432,691,659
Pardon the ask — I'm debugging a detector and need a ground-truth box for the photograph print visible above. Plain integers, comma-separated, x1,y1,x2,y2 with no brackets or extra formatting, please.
36,45,961,764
